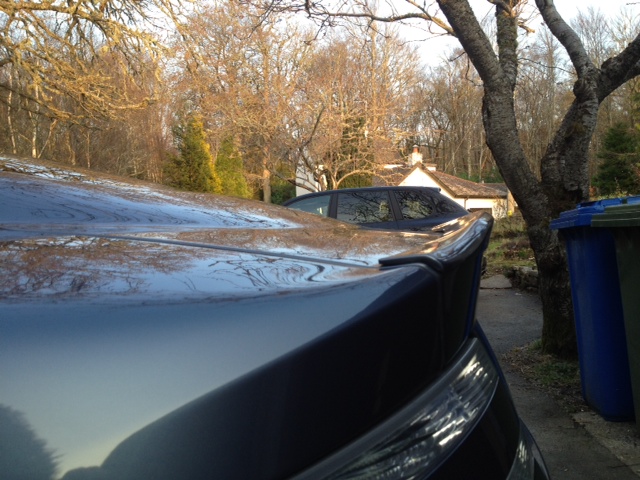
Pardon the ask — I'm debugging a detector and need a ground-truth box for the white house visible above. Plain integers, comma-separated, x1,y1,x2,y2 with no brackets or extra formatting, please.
294,145,515,218
394,164,513,218
295,163,326,197
378,146,514,218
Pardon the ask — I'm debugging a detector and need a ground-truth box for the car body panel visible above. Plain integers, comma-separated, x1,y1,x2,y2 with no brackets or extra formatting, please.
0,156,548,480
3,254,440,478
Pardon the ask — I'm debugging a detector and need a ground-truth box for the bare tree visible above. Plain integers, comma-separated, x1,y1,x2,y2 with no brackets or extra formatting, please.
0,0,187,181
420,55,486,177
168,1,426,199
168,1,317,202
516,26,573,174
295,25,424,191
444,0,639,356
0,0,188,123
249,0,640,357
570,6,621,174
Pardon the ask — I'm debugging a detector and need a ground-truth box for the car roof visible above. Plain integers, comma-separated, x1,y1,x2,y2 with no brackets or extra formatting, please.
284,186,442,204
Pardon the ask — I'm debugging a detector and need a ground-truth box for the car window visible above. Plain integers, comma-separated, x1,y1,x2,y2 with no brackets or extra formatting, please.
434,196,465,213
287,195,331,217
395,190,435,220
336,191,392,224
394,190,438,219
394,189,462,219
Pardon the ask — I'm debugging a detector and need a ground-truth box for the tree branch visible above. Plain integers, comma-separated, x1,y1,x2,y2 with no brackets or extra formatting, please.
254,0,456,35
495,0,519,87
534,0,594,78
598,33,640,101
436,0,501,87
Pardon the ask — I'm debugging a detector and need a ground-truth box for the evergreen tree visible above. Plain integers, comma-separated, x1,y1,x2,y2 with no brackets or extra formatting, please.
216,137,250,198
592,123,640,197
164,115,222,193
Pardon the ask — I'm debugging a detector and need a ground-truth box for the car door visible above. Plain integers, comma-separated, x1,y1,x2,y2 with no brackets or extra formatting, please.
334,190,399,230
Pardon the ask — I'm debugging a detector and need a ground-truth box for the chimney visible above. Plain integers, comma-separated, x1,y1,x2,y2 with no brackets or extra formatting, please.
408,145,423,166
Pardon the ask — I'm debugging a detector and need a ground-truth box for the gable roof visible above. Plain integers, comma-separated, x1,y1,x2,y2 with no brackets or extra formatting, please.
427,170,507,199
374,163,508,200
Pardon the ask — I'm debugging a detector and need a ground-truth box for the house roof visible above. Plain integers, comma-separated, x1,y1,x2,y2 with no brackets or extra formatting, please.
428,170,507,199
484,183,509,195
375,164,507,199
373,166,413,186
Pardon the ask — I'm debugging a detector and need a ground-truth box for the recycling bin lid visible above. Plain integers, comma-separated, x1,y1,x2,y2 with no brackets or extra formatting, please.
591,196,640,228
550,198,625,230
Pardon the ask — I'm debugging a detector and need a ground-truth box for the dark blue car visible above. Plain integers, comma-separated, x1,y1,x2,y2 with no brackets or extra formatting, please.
283,186,469,232
1,157,548,480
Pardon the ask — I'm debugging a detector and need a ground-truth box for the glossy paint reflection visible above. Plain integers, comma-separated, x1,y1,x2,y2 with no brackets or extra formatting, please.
1,156,498,480
0,235,382,301
1,238,424,477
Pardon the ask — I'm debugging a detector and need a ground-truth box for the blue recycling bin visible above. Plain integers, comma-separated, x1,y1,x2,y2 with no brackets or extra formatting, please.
550,199,634,421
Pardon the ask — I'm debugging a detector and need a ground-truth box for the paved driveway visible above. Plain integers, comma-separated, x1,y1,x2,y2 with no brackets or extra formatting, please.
477,276,640,480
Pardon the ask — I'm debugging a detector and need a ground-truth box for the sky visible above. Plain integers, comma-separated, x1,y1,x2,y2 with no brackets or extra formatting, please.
411,0,638,65
466,0,636,20
552,0,635,19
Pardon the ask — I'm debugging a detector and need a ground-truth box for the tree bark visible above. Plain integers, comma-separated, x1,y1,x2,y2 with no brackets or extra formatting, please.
243,0,640,356
437,0,640,357
262,153,272,203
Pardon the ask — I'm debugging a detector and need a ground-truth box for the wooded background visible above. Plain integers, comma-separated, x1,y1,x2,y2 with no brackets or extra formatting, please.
1,1,638,203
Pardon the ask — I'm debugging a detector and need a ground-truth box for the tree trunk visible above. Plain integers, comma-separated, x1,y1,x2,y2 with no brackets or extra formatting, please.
528,222,576,357
481,80,580,358
262,156,272,203
8,78,17,154
436,0,584,356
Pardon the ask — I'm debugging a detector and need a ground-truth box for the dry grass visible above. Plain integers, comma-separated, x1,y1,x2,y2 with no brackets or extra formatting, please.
485,213,536,277
503,340,587,414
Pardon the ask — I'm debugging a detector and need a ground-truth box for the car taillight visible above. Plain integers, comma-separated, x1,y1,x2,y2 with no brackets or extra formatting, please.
294,338,499,479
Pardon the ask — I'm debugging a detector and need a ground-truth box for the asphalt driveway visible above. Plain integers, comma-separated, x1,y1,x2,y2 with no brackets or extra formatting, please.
478,275,640,480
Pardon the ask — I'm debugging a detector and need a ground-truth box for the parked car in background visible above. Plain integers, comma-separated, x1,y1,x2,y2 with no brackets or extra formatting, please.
283,186,469,232
1,156,549,480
